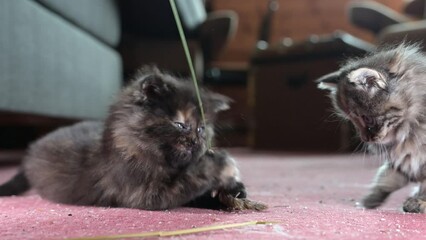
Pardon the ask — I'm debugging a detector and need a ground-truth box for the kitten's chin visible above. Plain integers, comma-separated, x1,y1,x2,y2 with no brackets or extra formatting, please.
360,132,394,145
167,146,205,168
168,150,193,168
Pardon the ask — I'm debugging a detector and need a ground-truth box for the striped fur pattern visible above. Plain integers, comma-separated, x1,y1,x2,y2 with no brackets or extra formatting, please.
318,44,426,213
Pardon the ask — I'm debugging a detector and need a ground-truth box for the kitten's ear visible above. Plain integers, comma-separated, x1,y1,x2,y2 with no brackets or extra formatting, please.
388,45,405,74
208,92,232,112
140,75,173,99
388,42,412,74
316,71,340,91
387,43,419,74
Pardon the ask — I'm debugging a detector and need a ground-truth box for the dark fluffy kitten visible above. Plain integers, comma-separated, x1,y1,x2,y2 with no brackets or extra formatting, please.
317,44,426,213
0,67,263,211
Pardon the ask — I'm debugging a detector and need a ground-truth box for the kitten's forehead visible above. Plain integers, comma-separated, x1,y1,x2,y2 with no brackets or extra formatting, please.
347,68,382,83
345,67,387,92
175,105,197,122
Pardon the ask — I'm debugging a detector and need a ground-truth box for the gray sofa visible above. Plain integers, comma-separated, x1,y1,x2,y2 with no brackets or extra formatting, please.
0,0,122,119
0,0,237,123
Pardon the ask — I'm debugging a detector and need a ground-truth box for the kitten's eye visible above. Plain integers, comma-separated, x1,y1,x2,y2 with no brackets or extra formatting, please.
388,71,398,79
388,106,401,112
387,117,399,127
174,122,186,129
197,126,205,134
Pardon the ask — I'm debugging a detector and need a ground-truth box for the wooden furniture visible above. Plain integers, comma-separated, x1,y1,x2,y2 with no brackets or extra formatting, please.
248,32,373,152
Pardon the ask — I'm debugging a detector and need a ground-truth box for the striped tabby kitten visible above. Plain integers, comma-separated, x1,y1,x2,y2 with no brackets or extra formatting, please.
317,44,426,213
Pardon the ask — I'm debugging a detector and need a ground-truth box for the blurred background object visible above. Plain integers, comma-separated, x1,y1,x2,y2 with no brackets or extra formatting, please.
0,0,123,162
348,0,426,47
119,0,238,80
249,32,373,152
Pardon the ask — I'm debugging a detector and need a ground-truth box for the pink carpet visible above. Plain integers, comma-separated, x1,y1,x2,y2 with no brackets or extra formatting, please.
0,149,423,240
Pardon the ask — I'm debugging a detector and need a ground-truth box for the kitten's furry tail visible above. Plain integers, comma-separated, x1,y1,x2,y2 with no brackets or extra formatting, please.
0,169,30,196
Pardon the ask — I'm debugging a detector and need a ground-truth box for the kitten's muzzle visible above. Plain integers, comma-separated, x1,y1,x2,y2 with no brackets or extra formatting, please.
359,115,380,142
365,126,379,141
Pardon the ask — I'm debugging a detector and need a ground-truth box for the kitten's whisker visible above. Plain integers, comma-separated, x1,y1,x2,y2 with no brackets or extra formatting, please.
380,143,389,165
352,140,364,154
362,142,369,167
377,144,383,163
323,111,345,123
412,131,422,156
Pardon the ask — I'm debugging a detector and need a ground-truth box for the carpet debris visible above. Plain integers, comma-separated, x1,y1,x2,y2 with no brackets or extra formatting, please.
66,221,277,240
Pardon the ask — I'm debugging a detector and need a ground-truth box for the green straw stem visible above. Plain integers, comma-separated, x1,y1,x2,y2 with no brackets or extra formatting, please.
169,0,208,137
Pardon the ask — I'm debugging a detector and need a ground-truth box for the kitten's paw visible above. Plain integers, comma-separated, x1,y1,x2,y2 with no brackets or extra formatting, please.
361,191,390,209
218,191,267,211
403,197,426,213
211,181,246,198
216,181,267,211
224,181,247,199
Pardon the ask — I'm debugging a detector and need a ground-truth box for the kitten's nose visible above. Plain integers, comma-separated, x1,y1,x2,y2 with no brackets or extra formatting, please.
366,125,379,140
186,137,196,146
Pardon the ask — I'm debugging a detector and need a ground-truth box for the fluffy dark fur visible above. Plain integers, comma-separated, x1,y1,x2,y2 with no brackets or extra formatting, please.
317,43,426,213
0,67,266,211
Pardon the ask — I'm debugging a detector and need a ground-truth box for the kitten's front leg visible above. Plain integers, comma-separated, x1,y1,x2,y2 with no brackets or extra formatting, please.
187,150,267,211
184,150,247,210
141,150,237,210
403,181,426,213
362,163,409,209
207,150,267,211
210,149,246,198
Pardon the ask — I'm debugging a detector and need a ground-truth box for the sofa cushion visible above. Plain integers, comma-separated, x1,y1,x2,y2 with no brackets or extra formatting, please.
36,0,120,46
0,0,122,119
